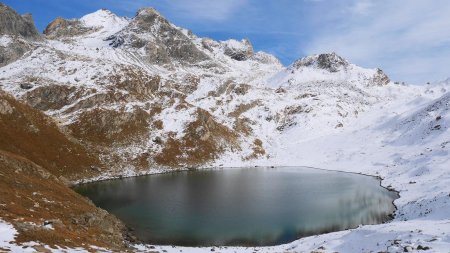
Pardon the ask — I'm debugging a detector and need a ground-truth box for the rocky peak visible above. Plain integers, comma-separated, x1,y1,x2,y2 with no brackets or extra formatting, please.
44,9,128,39
137,7,162,17
133,7,167,32
0,3,40,39
223,39,254,61
293,52,349,72
371,68,390,86
106,6,210,65
44,17,93,39
80,9,128,30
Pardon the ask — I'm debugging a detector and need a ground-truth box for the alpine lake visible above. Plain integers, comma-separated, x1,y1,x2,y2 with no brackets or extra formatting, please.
75,167,398,246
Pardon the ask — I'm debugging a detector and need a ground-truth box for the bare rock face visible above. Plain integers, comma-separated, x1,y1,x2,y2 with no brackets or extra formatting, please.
0,3,40,39
371,68,390,86
223,39,254,61
0,3,39,67
44,17,95,39
106,7,210,66
0,38,32,67
293,52,349,72
22,84,78,111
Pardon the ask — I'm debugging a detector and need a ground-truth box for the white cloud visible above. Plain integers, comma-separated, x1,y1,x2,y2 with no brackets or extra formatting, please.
305,0,450,83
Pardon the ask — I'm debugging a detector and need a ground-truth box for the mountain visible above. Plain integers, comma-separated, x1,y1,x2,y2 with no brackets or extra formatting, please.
0,6,390,176
1,3,449,253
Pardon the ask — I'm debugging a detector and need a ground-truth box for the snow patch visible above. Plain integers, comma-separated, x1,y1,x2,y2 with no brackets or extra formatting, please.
80,9,128,32
0,35,13,47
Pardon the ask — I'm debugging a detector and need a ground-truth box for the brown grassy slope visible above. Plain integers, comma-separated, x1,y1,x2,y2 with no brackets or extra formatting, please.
0,150,128,251
69,107,150,146
0,90,103,181
155,108,239,167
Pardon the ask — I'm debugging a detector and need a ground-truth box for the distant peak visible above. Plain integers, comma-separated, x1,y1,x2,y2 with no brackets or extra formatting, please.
80,9,119,24
223,39,254,61
80,9,128,30
293,52,349,72
132,7,170,31
136,7,162,17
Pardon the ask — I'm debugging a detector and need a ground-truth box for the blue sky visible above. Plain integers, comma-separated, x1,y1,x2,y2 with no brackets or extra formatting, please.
4,0,450,84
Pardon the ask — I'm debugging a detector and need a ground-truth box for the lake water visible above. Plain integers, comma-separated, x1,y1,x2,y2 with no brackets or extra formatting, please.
75,167,398,246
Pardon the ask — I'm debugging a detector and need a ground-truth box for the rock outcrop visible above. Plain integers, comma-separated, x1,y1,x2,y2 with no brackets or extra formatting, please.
0,3,40,39
223,39,254,61
44,17,94,39
106,7,210,66
0,4,40,67
293,52,349,72
0,38,32,67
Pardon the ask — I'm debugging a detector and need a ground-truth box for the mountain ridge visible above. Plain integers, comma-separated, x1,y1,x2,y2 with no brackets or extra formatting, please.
0,5,396,176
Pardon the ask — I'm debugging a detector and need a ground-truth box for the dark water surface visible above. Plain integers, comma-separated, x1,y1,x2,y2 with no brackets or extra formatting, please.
75,167,398,246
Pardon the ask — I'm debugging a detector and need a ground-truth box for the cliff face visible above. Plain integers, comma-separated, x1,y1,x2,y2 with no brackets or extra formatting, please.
0,3,40,67
0,3,40,39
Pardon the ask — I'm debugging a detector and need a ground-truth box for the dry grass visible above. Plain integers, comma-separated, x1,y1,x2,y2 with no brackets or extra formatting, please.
110,66,160,101
0,150,128,251
0,90,102,181
69,107,150,146
244,138,266,160
155,108,239,167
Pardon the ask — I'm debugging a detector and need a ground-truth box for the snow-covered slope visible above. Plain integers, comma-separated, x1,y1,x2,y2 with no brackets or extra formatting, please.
1,3,450,253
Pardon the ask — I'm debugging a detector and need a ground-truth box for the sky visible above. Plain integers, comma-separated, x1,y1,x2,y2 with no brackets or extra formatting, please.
4,0,450,84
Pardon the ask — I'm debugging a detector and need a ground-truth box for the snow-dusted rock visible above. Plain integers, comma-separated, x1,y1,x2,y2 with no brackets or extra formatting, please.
223,38,254,61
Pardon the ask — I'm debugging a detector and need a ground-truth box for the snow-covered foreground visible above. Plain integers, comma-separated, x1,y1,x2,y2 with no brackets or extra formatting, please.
0,220,79,253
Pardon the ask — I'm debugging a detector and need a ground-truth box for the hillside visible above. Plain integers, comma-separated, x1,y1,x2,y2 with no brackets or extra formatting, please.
0,89,131,251
0,7,391,179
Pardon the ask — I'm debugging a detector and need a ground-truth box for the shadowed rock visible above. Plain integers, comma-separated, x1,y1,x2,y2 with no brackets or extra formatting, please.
106,7,210,66
44,17,95,39
293,52,349,72
0,3,40,39
223,39,254,61
0,39,32,67
0,3,40,67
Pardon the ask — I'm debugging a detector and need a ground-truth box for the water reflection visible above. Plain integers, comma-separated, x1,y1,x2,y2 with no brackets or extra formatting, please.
75,167,398,246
